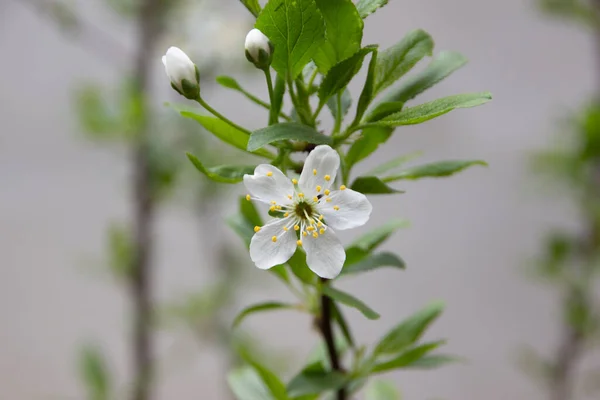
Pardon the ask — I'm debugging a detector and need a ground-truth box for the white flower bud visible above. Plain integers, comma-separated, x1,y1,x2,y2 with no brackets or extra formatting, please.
244,29,274,69
162,46,200,99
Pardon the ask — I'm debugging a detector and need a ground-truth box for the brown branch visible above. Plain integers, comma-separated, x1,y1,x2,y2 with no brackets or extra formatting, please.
319,278,346,400
130,0,163,399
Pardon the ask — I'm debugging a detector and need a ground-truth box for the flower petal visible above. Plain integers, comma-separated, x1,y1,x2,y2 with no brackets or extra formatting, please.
243,164,294,205
250,217,297,270
303,227,345,279
298,145,340,197
318,188,372,230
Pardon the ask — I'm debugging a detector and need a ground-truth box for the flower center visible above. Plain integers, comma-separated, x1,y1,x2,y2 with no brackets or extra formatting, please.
294,201,314,221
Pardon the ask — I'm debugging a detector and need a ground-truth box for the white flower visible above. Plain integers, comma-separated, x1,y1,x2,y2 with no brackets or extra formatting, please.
162,46,199,99
244,28,273,69
244,145,372,279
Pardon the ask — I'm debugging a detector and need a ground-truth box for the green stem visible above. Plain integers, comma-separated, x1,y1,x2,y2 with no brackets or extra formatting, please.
196,96,252,135
307,68,319,91
238,88,292,122
319,278,346,400
312,100,326,122
333,92,343,134
264,68,278,125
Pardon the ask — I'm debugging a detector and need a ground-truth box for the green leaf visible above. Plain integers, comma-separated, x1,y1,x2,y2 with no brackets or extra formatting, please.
345,127,392,168
322,285,380,320
186,153,254,183
356,0,389,18
364,101,404,122
331,301,355,347
367,151,422,176
228,366,275,400
365,380,400,400
233,302,297,327
382,160,487,181
182,113,274,158
272,74,286,121
240,196,263,227
106,223,134,280
342,252,405,275
350,176,402,194
373,302,444,356
383,51,468,104
79,345,110,400
240,0,261,17
287,362,347,397
327,89,352,120
371,340,446,373
216,75,243,90
319,46,377,104
313,0,364,74
406,354,460,369
255,0,326,78
287,249,317,285
349,219,409,252
354,49,378,124
373,92,492,127
248,123,332,151
374,29,434,95
239,351,290,400
227,214,255,246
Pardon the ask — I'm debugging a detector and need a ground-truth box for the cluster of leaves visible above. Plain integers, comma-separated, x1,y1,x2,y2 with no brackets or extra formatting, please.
175,0,491,398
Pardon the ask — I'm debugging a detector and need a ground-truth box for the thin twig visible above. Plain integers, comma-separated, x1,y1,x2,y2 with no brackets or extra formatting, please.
319,278,346,400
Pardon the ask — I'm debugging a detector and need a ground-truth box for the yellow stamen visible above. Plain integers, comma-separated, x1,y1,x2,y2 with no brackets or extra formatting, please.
294,225,299,231
292,178,298,184
324,189,330,195
312,232,318,238
276,205,282,210
287,195,292,200
333,205,340,210
254,226,261,232
319,215,324,220
270,200,277,205
313,196,319,202
246,194,251,201
307,226,315,232
317,221,323,227
284,212,289,217
316,185,322,192
324,175,331,181
271,236,277,242
326,198,332,202
283,227,289,232
340,185,346,191
303,231,308,237
313,169,317,175
298,193,304,198
266,171,273,177
319,228,325,234
297,240,303,246
270,205,276,211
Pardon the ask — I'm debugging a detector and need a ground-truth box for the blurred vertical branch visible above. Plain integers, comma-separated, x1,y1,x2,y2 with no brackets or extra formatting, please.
525,2,600,400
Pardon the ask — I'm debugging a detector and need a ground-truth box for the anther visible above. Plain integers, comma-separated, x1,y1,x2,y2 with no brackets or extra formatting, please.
333,205,340,210
271,200,277,205
298,193,304,198
283,227,288,232
294,225,299,231
313,196,319,202
340,185,346,190
270,205,276,211
312,232,318,238
287,195,292,199
307,226,315,232
316,185,322,192
297,240,303,246
246,194,251,201
313,169,317,175
324,189,330,195
284,212,289,217
303,231,308,237
266,171,273,177
319,228,325,234
317,221,323,227
271,236,277,242
319,215,324,220
292,178,298,184
254,226,261,232
326,198,332,202
324,175,331,181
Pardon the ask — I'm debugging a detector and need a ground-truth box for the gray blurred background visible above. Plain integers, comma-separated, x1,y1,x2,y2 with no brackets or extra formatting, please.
0,0,595,399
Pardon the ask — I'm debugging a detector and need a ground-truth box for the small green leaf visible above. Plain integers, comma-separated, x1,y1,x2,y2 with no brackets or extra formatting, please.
373,92,492,127
367,151,423,176
287,249,317,285
233,302,297,328
239,0,261,17
348,219,409,252
382,160,487,181
354,49,379,123
374,29,434,95
228,366,275,400
227,214,255,246
319,46,377,104
331,302,355,347
371,340,446,373
365,380,401,400
342,252,405,275
182,113,274,158
374,301,444,356
350,176,403,194
248,123,332,151
216,75,243,90
327,88,352,120
287,362,347,397
313,0,364,74
383,51,468,104
186,153,254,183
345,127,392,168
356,0,390,18
272,74,286,121
239,350,290,400
322,285,380,320
406,354,460,369
364,101,404,122
256,0,326,78
240,196,263,228
79,345,110,400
